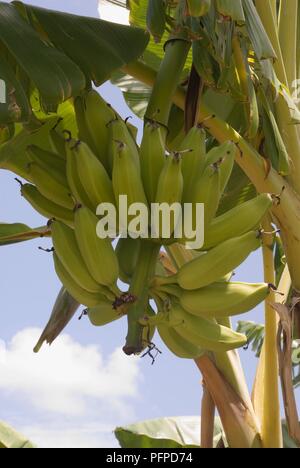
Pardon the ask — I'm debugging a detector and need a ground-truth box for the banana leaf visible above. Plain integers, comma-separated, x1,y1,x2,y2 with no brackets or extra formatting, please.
0,222,50,246
115,416,226,448
0,1,149,126
0,421,35,448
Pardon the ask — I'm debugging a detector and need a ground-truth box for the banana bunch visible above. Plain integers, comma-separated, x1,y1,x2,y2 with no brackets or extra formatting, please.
16,88,274,358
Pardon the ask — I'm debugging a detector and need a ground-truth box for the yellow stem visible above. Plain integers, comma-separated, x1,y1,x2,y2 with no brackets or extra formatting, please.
261,217,283,448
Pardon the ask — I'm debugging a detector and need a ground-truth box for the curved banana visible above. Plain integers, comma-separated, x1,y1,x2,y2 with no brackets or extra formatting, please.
159,231,261,290
26,145,66,183
187,0,211,17
53,252,108,308
74,206,119,288
205,141,236,194
65,139,96,211
140,121,165,204
28,162,73,210
158,323,203,359
153,153,183,239
83,90,116,169
179,125,206,203
169,303,247,352
201,193,273,250
71,140,115,208
49,128,67,159
51,219,103,293
179,282,270,318
112,140,148,235
74,95,100,158
116,237,141,283
108,117,140,172
21,183,74,228
87,300,125,327
187,163,220,234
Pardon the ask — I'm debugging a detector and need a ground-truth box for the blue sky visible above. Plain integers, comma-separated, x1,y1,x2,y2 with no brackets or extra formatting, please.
0,0,298,448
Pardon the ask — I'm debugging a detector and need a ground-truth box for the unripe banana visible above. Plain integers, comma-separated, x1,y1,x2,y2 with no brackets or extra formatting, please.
153,153,184,239
140,121,165,204
53,252,109,307
74,95,100,158
187,0,211,17
158,323,203,359
71,140,115,208
65,139,96,211
87,299,125,327
179,282,270,318
179,125,206,203
74,206,119,288
83,90,116,169
49,128,67,159
28,162,73,210
21,183,74,228
205,141,236,194
112,141,148,235
51,220,103,293
188,163,220,233
108,117,140,172
201,194,273,250
26,145,66,184
169,303,247,351
116,237,141,283
159,231,261,290
34,287,79,353
146,0,166,43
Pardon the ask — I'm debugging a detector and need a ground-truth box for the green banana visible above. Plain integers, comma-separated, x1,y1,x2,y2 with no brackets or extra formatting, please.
201,194,273,250
71,140,115,208
49,127,67,159
159,231,261,290
179,125,207,203
178,281,270,318
51,219,104,294
74,95,100,158
34,286,79,353
153,153,184,239
21,183,74,228
169,303,247,352
26,145,66,184
28,162,73,210
53,252,108,307
112,140,148,236
140,121,165,204
158,323,203,359
195,163,221,226
74,206,119,288
108,117,140,172
205,141,236,194
187,0,211,17
116,237,141,283
87,299,125,327
83,90,116,169
146,0,166,43
65,139,96,211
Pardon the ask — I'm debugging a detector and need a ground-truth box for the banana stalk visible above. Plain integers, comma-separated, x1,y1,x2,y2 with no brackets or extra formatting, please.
260,217,283,448
123,241,160,355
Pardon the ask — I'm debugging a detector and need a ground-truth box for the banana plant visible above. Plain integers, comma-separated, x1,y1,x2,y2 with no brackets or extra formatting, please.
0,0,300,449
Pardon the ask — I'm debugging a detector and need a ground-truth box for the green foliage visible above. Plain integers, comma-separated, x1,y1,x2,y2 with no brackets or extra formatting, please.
0,421,35,448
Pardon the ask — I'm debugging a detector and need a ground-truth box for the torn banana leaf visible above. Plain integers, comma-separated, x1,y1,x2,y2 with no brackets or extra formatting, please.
216,0,245,23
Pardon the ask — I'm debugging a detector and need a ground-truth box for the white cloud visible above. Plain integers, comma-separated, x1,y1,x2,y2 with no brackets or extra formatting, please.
0,329,140,418
98,0,130,25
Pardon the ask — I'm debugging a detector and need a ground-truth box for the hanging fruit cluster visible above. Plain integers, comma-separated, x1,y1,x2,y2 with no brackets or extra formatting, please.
15,87,274,357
